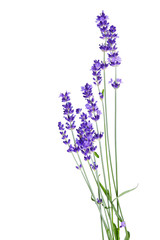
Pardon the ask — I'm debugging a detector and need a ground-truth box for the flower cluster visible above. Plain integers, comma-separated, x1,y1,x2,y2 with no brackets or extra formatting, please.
81,83,101,121
76,113,97,161
59,91,71,102
91,60,108,86
58,90,103,159
59,92,76,130
96,10,110,39
90,161,98,170
109,78,122,89
58,122,70,145
96,11,121,67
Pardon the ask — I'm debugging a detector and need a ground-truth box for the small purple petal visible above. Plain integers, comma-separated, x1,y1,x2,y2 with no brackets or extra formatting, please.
120,221,126,228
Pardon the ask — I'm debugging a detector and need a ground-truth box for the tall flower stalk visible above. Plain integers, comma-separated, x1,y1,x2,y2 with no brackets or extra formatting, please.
58,11,136,240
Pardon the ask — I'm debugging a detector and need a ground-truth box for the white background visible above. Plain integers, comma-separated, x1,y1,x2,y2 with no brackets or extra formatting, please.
0,0,160,239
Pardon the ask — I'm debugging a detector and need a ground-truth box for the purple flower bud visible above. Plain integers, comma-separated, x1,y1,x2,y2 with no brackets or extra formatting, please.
58,122,65,131
109,78,122,89
99,92,103,99
76,164,82,170
90,162,98,170
76,108,82,114
67,144,74,152
81,83,93,98
59,92,70,102
96,11,110,39
97,198,102,204
120,221,126,228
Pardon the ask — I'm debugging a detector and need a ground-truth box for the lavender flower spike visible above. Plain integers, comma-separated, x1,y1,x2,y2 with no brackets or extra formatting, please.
91,60,108,86
81,83,102,121
59,92,76,130
96,11,110,39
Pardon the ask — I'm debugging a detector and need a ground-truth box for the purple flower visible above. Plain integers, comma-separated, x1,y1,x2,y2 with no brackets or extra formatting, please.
90,162,98,170
96,11,110,39
97,198,102,204
85,98,101,121
99,43,111,52
120,221,126,228
81,83,101,121
58,122,65,130
67,144,74,152
109,78,122,89
76,164,82,170
62,102,74,115
96,11,121,67
108,52,121,66
60,95,76,130
76,108,82,114
101,62,108,70
76,114,98,160
59,91,70,102
66,121,76,130
58,121,71,146
91,60,107,86
94,132,104,139
84,155,91,161
81,83,93,99
99,92,103,99
79,112,88,122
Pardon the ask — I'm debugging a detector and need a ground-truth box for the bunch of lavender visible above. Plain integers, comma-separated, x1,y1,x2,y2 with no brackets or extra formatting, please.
58,11,137,240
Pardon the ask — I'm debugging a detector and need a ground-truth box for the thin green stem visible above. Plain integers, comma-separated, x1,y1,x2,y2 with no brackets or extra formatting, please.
89,158,111,234
114,67,120,239
70,129,111,237
95,118,110,208
102,50,128,234
95,120,114,239
102,52,115,240
95,157,104,240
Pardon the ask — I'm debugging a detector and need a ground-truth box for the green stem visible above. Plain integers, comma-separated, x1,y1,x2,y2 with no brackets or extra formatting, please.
89,158,111,235
115,67,120,238
103,52,115,240
94,156,104,240
70,129,111,237
95,118,110,208
102,50,128,234
95,120,114,240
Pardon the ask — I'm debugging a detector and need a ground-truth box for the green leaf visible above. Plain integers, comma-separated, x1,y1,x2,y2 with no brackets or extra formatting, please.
112,184,139,203
113,223,118,240
91,195,112,240
91,195,94,201
102,89,104,96
99,182,112,201
94,151,99,158
124,231,130,240
99,182,123,222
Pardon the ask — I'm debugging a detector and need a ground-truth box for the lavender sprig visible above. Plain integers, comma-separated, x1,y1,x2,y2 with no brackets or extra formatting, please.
57,11,135,240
